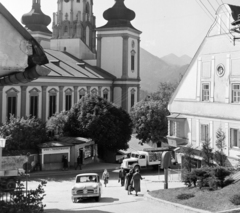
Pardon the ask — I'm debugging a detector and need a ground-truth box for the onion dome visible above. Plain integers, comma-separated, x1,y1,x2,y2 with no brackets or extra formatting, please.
21,0,51,34
98,0,139,31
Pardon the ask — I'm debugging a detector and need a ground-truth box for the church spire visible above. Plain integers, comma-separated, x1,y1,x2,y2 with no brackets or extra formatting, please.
21,0,51,34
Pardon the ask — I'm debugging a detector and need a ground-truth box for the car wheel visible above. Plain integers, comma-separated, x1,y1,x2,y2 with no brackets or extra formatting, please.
6,179,16,191
95,196,100,202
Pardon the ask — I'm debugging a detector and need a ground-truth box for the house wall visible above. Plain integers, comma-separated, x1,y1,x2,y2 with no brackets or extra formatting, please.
0,14,28,77
168,4,240,166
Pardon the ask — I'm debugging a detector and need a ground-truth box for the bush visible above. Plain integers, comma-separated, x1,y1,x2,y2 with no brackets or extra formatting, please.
230,194,240,205
213,167,231,188
182,170,197,187
0,179,47,213
177,193,195,200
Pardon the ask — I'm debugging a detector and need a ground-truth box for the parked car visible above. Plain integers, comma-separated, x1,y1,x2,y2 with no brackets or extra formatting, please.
71,173,102,203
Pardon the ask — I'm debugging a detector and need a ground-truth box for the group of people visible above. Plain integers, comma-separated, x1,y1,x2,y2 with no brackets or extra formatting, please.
101,168,143,196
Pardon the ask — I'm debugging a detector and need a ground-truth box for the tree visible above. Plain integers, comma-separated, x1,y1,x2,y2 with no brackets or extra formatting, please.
47,111,69,137
0,116,48,151
182,146,195,172
214,127,227,166
151,81,178,108
130,99,169,146
201,139,214,167
64,94,133,156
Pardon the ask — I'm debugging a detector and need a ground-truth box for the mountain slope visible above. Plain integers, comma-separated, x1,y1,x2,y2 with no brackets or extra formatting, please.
161,53,191,67
140,48,190,92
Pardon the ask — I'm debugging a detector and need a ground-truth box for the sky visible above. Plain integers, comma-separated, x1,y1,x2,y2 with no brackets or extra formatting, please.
1,0,240,58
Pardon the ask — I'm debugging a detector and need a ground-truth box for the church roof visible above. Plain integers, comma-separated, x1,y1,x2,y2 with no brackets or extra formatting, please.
97,0,141,33
0,3,49,86
42,49,116,80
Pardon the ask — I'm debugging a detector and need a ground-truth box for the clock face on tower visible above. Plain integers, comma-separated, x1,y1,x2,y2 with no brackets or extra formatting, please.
64,0,70,2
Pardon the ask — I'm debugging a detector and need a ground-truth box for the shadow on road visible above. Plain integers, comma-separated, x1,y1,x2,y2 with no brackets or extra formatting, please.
75,197,119,203
45,209,113,213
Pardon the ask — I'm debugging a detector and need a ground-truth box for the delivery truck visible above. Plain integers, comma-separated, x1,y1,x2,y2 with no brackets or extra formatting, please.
120,147,174,172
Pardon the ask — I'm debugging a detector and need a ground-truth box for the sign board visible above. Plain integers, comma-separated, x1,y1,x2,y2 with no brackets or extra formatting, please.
2,156,27,170
42,147,70,154
168,139,177,147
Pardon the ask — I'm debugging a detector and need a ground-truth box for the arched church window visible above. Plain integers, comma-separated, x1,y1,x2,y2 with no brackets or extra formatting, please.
65,88,72,111
91,88,97,95
131,50,136,72
79,88,86,100
6,88,19,120
103,88,109,100
64,25,68,33
29,88,40,118
131,88,136,107
48,88,58,118
85,2,90,21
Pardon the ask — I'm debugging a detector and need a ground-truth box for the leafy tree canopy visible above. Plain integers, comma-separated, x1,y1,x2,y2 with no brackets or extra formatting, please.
130,99,169,145
151,81,178,108
64,94,133,153
0,116,48,151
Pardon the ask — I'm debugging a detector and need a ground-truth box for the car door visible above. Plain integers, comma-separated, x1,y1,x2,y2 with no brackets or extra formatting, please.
138,155,147,166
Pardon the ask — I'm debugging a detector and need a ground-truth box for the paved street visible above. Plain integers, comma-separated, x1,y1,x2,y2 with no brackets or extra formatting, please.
28,168,185,213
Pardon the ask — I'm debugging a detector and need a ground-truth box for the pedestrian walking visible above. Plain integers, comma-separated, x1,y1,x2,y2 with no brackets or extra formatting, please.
118,168,126,187
131,169,143,196
75,155,82,170
102,169,110,187
62,155,65,170
125,169,134,195
63,155,68,170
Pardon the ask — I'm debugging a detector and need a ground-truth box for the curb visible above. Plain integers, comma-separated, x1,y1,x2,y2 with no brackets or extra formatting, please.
145,193,212,213
215,208,240,213
28,167,118,179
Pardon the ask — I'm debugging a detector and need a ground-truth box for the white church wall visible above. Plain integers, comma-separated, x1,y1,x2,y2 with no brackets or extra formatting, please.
101,37,123,78
0,14,28,77
50,38,95,60
114,87,122,107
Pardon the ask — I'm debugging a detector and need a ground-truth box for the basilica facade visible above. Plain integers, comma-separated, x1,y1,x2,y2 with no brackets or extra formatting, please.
0,0,141,124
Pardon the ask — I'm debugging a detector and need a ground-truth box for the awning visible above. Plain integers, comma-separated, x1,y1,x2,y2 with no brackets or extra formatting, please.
167,114,186,120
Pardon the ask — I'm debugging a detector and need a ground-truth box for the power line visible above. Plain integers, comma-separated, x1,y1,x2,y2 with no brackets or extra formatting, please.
198,0,233,41
206,0,235,38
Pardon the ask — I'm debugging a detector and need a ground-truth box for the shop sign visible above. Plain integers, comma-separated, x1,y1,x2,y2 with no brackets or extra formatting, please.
42,147,70,153
168,139,177,147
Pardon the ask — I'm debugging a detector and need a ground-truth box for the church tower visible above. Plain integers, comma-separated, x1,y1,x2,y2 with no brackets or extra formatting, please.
21,0,52,49
96,0,142,112
51,0,96,60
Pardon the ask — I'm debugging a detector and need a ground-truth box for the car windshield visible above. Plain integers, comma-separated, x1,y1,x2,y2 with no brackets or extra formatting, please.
76,175,97,183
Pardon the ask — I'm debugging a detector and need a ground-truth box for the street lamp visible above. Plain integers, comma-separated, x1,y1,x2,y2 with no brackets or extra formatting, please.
0,138,6,148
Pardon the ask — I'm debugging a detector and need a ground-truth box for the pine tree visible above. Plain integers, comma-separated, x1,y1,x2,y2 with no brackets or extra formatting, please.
214,127,227,166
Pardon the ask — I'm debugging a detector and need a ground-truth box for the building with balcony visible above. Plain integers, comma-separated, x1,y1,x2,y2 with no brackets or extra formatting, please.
167,4,240,167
